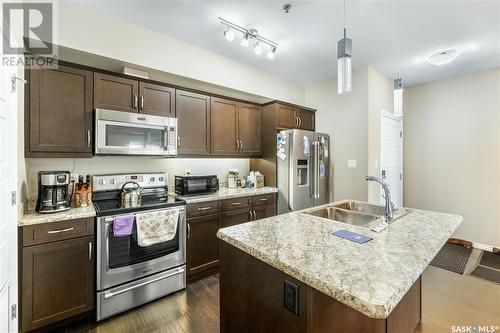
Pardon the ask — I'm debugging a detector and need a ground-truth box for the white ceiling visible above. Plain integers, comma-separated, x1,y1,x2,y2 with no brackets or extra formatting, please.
77,0,499,86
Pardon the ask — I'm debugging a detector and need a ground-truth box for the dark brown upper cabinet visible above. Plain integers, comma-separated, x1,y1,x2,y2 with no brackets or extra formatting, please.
211,97,238,156
176,90,211,155
275,103,315,131
237,103,261,156
277,103,296,129
26,65,93,158
94,73,139,113
139,82,175,117
211,98,261,157
297,108,315,131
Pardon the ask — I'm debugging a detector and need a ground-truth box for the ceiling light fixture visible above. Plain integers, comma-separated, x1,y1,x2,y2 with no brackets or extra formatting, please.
224,28,235,42
337,0,352,95
393,0,403,117
267,46,277,60
254,41,263,55
427,49,459,65
241,33,250,47
220,17,278,60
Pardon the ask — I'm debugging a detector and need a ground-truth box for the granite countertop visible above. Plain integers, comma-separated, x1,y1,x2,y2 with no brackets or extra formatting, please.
18,205,96,227
175,186,278,204
217,200,462,319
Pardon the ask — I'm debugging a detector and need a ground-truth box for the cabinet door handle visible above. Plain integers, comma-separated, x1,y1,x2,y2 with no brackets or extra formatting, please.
298,116,302,128
197,207,212,211
235,139,239,151
133,94,138,108
47,227,74,234
231,202,242,206
295,115,299,128
140,95,144,109
239,140,243,151
252,210,256,220
248,210,252,220
187,223,191,239
88,242,92,261
177,136,181,149
87,130,91,147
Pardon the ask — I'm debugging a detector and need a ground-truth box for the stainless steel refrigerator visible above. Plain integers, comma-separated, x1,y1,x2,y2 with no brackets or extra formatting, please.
277,129,330,214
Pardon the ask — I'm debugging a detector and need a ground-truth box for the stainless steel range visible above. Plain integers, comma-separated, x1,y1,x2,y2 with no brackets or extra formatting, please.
92,172,186,321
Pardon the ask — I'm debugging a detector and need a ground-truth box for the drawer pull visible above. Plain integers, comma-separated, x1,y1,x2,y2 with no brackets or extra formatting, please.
231,202,243,206
259,198,268,201
47,227,74,234
197,207,212,211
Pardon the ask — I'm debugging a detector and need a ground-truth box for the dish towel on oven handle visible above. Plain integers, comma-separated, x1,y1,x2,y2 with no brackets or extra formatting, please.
135,208,179,247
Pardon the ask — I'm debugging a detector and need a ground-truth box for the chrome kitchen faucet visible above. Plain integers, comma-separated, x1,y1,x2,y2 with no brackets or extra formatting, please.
365,176,394,222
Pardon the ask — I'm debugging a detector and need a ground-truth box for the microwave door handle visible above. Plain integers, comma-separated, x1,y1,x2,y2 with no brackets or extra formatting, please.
164,126,169,150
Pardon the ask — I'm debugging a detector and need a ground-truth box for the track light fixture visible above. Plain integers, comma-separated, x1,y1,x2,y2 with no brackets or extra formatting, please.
220,17,278,60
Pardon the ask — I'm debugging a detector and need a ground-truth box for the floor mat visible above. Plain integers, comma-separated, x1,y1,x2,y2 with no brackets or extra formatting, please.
470,265,500,285
430,243,472,274
479,251,500,270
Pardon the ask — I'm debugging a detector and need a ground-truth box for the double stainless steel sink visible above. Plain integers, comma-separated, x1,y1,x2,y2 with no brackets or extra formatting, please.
304,201,411,229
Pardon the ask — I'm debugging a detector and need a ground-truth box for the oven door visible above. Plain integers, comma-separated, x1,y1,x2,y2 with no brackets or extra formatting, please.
97,206,186,291
95,108,177,156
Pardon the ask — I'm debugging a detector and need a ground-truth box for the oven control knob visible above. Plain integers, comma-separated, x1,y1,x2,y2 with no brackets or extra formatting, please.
159,177,164,182
150,177,155,182
110,179,115,185
99,179,106,185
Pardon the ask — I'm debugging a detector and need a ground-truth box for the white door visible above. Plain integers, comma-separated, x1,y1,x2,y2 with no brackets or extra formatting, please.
380,111,403,207
0,1,19,331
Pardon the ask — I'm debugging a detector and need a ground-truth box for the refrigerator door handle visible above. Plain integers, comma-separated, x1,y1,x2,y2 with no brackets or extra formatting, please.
311,141,320,199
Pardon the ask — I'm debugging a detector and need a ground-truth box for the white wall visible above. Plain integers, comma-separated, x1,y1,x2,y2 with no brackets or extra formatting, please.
25,157,250,205
305,68,369,201
53,1,305,105
404,68,500,248
367,67,394,203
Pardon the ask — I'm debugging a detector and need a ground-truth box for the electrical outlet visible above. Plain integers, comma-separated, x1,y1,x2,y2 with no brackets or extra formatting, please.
347,159,357,168
283,280,299,315
70,173,79,183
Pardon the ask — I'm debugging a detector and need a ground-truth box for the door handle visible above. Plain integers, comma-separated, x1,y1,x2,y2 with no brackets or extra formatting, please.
298,117,302,128
197,207,212,211
177,136,181,149
133,94,138,108
252,210,256,220
87,130,91,147
248,210,252,221
88,242,92,261
103,267,185,299
47,227,74,234
239,140,243,151
140,95,144,109
236,139,240,151
231,202,242,206
187,223,191,239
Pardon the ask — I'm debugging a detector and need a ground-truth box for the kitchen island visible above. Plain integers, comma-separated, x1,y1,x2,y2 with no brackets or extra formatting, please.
217,201,462,333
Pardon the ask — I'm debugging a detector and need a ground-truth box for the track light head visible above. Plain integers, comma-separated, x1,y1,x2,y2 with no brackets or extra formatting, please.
266,46,277,60
254,41,263,55
241,33,250,47
224,28,235,42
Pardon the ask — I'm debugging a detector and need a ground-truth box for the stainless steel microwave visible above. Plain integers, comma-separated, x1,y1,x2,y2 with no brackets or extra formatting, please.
95,109,177,156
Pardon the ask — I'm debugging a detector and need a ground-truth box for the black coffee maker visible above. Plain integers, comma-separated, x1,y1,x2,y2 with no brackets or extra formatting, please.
35,171,72,213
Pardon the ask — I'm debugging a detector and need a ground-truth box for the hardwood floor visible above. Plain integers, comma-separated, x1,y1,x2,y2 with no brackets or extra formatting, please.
61,260,499,333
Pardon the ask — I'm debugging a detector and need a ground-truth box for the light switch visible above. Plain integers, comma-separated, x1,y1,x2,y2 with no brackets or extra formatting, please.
347,159,357,168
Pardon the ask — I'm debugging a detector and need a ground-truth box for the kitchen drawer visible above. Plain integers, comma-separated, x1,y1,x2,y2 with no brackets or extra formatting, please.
223,196,251,211
22,217,94,247
252,193,276,207
221,208,252,228
187,200,221,218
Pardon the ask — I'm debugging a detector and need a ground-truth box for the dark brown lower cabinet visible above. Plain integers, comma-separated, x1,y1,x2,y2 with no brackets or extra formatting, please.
186,194,277,283
254,204,276,220
187,213,221,281
20,218,94,332
220,242,422,333
222,208,252,228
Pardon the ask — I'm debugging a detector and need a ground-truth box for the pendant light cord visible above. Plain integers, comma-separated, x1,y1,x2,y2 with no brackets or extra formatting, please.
396,0,400,78
343,0,347,36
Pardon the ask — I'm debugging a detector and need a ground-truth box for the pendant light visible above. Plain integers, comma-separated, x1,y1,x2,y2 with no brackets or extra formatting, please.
337,0,352,95
393,0,403,116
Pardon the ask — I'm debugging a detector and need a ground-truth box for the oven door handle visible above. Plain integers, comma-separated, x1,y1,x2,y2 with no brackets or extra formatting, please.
103,267,185,299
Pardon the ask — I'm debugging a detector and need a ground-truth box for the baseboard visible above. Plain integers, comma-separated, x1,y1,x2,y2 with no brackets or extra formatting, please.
472,242,494,252
447,238,496,252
